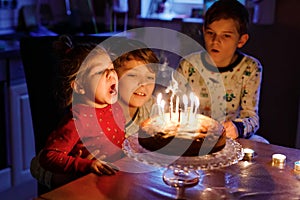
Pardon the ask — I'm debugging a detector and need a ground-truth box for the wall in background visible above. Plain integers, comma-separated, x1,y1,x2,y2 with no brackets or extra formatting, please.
241,0,300,148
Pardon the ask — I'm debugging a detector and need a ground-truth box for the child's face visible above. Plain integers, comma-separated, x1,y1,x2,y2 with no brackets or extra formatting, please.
117,59,156,108
203,18,248,67
78,53,118,108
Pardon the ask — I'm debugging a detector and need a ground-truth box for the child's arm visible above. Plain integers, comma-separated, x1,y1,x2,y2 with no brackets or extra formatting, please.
233,58,262,138
39,119,93,174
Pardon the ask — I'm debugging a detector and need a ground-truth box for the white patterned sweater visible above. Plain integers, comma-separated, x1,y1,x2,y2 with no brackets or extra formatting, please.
176,51,263,139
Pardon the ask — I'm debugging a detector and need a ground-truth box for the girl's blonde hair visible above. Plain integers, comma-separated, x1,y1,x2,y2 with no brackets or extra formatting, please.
54,35,109,108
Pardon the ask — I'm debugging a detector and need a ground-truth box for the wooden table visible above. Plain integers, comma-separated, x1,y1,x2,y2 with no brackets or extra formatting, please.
35,139,300,200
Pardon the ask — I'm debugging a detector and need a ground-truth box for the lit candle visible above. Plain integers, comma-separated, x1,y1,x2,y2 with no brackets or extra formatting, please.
189,92,195,123
194,96,199,116
183,94,188,114
161,100,165,118
170,96,173,120
182,95,188,123
157,93,162,115
175,96,179,121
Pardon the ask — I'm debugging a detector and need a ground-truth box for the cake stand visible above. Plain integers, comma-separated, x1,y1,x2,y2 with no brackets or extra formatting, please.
122,133,244,199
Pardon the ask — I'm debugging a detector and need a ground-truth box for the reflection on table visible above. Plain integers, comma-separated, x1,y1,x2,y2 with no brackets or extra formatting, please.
35,139,300,200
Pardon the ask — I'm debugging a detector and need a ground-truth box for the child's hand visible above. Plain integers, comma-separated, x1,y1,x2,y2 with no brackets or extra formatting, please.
222,121,239,139
90,160,119,176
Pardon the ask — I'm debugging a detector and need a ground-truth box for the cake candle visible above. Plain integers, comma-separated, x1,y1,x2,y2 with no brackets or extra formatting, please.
183,94,188,114
161,100,165,119
183,95,188,123
194,96,199,117
178,107,181,122
169,96,173,120
189,92,195,124
175,96,179,121
157,93,162,115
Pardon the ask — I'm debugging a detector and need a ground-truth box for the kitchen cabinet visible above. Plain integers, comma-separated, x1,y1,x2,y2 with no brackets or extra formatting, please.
0,40,37,199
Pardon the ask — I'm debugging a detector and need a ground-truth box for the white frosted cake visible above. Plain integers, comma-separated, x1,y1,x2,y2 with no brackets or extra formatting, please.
138,113,226,156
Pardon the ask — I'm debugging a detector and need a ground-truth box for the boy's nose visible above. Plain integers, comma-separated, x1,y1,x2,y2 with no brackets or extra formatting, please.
137,76,149,86
138,80,145,86
212,35,221,43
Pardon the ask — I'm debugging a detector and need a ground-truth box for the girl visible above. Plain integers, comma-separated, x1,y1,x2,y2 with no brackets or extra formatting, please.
30,35,125,189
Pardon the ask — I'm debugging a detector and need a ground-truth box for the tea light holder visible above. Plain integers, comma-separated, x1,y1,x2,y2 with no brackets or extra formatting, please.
272,153,286,164
243,148,255,160
295,161,300,171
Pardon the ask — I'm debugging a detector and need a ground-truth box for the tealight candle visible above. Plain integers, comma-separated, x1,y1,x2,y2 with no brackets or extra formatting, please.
243,148,254,157
294,161,300,171
272,153,286,164
243,148,254,160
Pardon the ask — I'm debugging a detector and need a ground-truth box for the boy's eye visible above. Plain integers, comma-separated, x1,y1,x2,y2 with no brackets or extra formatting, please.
206,31,214,35
223,34,231,38
127,74,137,77
147,76,155,81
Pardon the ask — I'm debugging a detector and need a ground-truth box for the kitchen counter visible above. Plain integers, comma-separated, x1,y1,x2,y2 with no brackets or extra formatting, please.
139,14,203,24
0,40,20,58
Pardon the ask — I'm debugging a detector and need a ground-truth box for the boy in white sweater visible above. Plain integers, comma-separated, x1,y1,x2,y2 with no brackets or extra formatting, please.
177,0,268,143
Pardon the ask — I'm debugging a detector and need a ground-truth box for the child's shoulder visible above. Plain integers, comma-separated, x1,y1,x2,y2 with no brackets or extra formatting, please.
240,52,263,70
182,51,202,61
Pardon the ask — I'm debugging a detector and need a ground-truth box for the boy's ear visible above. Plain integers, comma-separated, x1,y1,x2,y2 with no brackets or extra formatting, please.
202,26,206,35
237,33,249,48
72,80,85,95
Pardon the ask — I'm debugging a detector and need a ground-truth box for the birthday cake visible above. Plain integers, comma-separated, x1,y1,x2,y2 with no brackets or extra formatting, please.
138,113,226,156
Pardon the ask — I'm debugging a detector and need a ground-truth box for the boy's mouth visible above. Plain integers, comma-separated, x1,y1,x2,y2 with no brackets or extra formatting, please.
134,92,146,96
211,48,219,53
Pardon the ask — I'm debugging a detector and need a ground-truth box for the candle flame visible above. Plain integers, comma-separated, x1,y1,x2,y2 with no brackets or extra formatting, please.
157,93,162,105
195,96,199,107
189,92,195,102
183,95,188,105
161,100,165,109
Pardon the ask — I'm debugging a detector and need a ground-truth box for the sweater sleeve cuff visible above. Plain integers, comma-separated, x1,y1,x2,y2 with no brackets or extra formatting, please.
74,158,93,173
232,121,244,138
